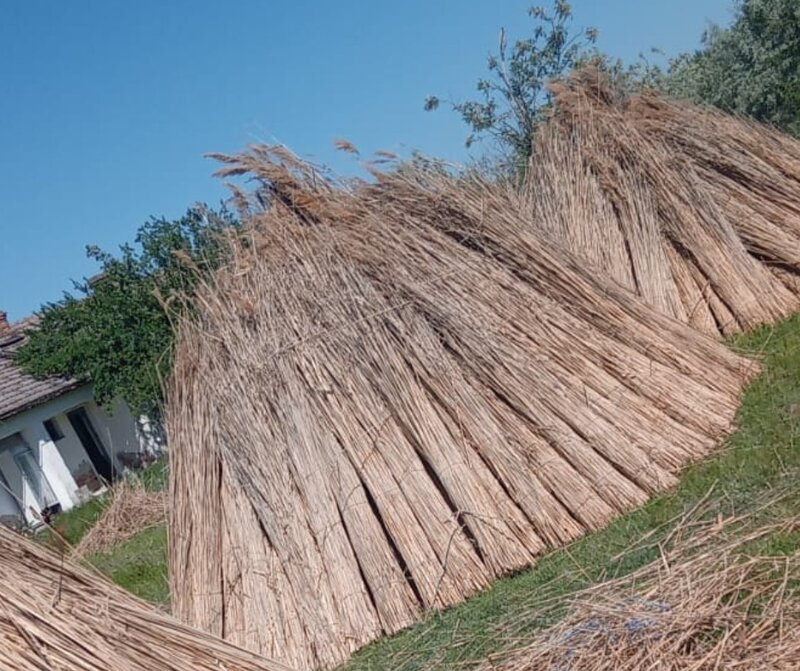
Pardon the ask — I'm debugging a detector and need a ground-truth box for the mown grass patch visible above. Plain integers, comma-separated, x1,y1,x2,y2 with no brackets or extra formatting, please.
88,523,169,606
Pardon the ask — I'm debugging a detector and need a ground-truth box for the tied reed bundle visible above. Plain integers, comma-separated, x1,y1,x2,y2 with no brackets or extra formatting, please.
523,68,800,337
166,146,756,669
0,523,288,671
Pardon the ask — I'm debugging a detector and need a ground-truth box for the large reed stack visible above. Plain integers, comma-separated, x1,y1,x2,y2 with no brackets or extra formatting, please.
525,69,800,336
167,147,755,670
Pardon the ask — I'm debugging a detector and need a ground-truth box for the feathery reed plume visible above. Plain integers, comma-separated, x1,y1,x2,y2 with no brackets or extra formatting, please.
333,138,360,155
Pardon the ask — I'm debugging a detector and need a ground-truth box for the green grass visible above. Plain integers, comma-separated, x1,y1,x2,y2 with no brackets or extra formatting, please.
79,458,169,604
137,457,169,493
49,494,110,546
38,457,169,548
89,523,169,606
344,315,800,671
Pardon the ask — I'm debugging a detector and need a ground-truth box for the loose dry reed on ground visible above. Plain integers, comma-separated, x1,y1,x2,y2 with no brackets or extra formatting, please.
167,146,757,670
523,68,800,337
71,478,166,559
0,523,287,671
475,516,800,671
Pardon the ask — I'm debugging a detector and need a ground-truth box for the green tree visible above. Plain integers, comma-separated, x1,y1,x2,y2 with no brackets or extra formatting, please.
15,206,236,418
424,1,598,170
656,0,800,136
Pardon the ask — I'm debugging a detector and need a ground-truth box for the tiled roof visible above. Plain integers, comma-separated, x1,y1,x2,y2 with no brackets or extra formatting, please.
0,317,82,422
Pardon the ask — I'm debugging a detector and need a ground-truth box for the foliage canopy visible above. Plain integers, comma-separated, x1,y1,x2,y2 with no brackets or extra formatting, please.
15,207,236,418
661,0,800,136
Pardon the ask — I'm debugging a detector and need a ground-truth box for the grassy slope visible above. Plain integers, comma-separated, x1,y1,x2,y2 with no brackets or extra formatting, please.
51,315,800,655
44,458,168,544
86,458,171,605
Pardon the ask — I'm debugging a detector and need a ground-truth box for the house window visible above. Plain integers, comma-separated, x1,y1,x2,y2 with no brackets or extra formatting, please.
12,445,59,510
66,407,115,483
43,418,64,442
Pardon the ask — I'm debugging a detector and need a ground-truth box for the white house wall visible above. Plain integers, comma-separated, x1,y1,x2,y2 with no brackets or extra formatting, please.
0,385,163,526
0,387,95,443
23,422,78,513
49,414,97,489
84,399,160,468
0,453,23,522
0,388,94,521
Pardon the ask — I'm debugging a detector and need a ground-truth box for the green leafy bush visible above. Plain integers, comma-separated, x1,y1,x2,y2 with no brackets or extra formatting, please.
15,207,237,417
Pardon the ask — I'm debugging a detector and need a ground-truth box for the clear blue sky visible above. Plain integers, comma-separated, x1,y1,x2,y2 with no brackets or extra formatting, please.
0,0,732,320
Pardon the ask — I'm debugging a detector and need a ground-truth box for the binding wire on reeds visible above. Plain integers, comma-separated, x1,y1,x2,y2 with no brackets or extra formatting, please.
523,68,800,337
0,523,287,671
167,146,757,670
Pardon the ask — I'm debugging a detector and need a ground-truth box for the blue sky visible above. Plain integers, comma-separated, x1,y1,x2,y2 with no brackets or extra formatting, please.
0,0,733,320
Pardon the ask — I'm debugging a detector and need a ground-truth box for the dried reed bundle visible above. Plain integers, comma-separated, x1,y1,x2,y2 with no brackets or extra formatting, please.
629,91,800,270
476,517,800,671
0,523,287,671
524,69,800,337
71,479,166,559
167,146,756,670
